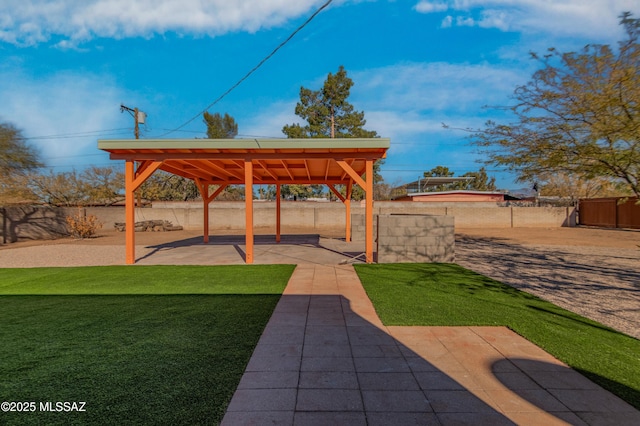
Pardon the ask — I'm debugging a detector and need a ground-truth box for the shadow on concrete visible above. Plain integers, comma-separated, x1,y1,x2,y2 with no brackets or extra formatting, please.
224,291,640,424
224,294,518,425
136,234,368,265
491,358,640,424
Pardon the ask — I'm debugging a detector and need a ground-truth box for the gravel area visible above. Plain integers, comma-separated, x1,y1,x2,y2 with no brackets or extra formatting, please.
455,228,640,340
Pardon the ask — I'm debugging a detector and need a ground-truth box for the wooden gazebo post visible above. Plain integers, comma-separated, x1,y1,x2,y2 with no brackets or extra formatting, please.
244,159,254,264
124,159,163,264
125,160,135,265
276,184,281,243
365,159,374,263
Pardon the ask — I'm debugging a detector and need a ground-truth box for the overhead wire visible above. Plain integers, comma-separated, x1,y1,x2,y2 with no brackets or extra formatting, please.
18,128,133,141
155,0,334,138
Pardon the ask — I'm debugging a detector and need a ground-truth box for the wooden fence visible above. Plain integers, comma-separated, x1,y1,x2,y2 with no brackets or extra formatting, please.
578,197,640,229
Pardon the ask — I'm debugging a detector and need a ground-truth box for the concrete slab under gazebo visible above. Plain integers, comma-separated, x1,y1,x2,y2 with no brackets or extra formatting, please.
98,138,390,265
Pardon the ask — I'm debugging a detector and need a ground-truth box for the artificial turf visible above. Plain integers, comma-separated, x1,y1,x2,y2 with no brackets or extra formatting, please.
354,263,640,410
0,265,295,425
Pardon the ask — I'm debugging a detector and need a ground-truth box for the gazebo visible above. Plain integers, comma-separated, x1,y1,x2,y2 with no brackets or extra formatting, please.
98,138,390,264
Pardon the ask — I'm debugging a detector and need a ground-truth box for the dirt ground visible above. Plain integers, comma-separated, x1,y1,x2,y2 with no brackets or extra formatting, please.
455,227,639,340
456,226,640,249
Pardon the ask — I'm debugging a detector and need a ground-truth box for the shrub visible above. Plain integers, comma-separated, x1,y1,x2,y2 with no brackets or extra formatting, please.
66,208,102,239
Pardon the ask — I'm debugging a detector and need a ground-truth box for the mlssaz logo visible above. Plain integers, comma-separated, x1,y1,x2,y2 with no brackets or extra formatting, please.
39,402,87,412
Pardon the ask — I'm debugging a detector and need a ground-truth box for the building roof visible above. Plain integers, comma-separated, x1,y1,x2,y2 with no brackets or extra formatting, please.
402,190,506,197
392,190,509,202
98,138,390,185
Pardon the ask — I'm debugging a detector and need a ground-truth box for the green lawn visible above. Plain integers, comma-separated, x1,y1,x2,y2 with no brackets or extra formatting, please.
0,265,295,425
354,263,640,410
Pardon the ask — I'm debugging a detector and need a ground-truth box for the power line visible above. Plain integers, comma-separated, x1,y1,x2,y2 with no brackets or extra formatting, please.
156,0,333,138
19,128,132,141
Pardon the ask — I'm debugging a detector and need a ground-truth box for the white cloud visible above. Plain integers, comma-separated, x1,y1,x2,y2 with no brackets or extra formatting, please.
352,62,523,115
456,16,476,27
441,15,453,27
0,69,127,168
414,1,449,13
414,0,640,39
0,0,326,46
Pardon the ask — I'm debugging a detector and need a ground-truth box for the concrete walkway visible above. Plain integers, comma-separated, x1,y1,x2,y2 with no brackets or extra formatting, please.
222,264,640,426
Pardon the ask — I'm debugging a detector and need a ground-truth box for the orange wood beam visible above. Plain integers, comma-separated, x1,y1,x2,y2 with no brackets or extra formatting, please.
336,160,366,188
326,183,352,242
132,160,163,191
198,182,228,244
326,184,345,202
209,184,228,202
233,159,265,183
346,181,353,243
280,159,294,180
303,159,311,180
195,179,211,244
125,160,163,264
245,159,254,264
195,179,212,244
276,184,281,243
184,159,235,181
365,160,374,263
257,160,279,180
125,160,136,264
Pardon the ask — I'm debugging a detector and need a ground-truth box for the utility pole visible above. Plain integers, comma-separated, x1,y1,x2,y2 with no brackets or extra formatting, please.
121,104,146,208
120,104,145,139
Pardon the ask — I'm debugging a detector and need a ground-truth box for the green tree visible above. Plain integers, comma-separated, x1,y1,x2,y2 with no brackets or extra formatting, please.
282,66,382,198
459,167,497,191
420,166,497,192
0,121,42,204
283,66,377,139
471,13,640,198
424,166,454,178
203,112,238,139
280,184,313,200
422,166,456,192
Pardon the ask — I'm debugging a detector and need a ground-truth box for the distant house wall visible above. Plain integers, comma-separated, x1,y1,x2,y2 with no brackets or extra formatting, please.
394,192,505,202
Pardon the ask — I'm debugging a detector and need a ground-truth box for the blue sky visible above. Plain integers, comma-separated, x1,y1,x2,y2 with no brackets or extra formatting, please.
1,0,638,190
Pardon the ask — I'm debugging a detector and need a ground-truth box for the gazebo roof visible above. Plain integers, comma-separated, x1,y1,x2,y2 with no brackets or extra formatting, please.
98,138,390,185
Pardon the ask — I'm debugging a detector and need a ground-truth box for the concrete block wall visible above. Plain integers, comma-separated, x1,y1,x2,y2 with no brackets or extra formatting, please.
96,202,576,233
1,206,70,243
350,214,374,242
511,206,577,227
377,214,455,263
351,203,574,233
146,201,346,232
447,206,513,228
3,201,576,242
